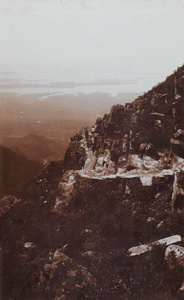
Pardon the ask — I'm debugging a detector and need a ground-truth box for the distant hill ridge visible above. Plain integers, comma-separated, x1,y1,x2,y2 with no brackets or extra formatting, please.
10,134,64,164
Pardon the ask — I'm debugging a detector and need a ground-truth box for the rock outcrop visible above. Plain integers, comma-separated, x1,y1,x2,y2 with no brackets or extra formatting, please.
64,65,184,213
65,66,184,178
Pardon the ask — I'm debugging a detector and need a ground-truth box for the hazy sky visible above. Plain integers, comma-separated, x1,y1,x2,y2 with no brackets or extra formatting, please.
1,0,184,92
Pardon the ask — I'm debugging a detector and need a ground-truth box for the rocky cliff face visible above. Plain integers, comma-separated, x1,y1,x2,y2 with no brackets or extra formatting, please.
65,65,184,177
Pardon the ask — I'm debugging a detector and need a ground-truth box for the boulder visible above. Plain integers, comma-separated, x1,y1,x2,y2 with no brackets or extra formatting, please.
165,245,184,268
0,195,20,216
145,143,160,160
24,242,36,249
127,154,145,170
43,249,97,298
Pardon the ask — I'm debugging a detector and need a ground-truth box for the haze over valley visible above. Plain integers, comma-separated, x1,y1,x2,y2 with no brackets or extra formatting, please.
0,88,139,159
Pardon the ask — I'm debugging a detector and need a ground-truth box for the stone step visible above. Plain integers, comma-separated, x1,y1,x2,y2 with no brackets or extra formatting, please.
128,235,182,256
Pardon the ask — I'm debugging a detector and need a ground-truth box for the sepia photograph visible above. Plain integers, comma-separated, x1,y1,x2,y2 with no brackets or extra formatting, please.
0,0,184,299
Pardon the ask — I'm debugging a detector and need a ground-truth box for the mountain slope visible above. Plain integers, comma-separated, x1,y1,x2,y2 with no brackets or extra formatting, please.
0,145,42,195
10,134,64,164
1,65,184,300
